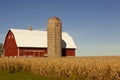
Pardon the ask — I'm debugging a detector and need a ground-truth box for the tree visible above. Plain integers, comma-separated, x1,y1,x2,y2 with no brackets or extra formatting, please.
0,43,4,56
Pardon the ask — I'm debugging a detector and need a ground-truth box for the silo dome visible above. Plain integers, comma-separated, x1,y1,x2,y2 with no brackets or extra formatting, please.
47,16,62,25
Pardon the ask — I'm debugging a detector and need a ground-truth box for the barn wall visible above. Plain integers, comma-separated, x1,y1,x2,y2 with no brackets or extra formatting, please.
62,49,75,56
19,48,75,57
19,48,47,57
4,31,18,57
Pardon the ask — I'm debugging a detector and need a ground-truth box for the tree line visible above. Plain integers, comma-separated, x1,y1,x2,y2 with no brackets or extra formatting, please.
0,43,4,56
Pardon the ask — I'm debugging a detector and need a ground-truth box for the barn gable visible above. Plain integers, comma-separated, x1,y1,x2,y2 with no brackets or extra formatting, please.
4,30,18,57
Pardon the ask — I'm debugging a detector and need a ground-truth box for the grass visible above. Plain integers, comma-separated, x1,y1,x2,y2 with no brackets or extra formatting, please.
0,70,62,80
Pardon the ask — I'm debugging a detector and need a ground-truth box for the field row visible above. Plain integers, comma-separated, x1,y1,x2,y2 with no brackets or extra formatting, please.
0,56,120,80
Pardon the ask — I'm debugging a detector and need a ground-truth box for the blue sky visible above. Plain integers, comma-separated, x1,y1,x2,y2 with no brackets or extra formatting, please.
0,0,120,56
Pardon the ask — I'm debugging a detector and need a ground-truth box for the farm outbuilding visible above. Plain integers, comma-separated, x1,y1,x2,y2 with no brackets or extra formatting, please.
4,29,76,57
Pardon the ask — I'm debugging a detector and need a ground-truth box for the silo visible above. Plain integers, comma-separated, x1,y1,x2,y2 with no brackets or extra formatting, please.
47,16,62,57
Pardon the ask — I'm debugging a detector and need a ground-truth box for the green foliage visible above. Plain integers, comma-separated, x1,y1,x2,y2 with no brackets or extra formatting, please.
0,70,62,80
0,43,4,55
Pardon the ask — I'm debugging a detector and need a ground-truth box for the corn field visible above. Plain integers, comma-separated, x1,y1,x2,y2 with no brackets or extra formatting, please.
0,56,120,80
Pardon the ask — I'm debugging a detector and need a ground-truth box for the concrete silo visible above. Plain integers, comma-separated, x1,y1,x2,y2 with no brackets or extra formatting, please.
47,16,62,57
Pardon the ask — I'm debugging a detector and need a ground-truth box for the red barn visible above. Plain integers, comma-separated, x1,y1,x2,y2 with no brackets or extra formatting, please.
4,29,76,57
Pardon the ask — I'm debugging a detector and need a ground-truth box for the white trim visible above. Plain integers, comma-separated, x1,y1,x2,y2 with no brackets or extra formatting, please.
24,50,44,52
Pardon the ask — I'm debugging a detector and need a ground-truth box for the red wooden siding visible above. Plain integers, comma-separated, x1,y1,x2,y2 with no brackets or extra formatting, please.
19,48,47,57
62,49,75,56
19,48,75,57
66,49,75,56
4,30,18,57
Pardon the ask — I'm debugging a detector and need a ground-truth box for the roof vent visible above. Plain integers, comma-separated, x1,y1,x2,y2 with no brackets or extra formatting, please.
28,25,33,31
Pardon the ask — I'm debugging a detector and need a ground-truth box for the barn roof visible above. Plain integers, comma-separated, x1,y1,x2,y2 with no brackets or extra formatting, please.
10,28,77,49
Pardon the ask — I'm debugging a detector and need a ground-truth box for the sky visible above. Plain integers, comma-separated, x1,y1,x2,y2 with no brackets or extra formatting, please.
0,0,120,56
